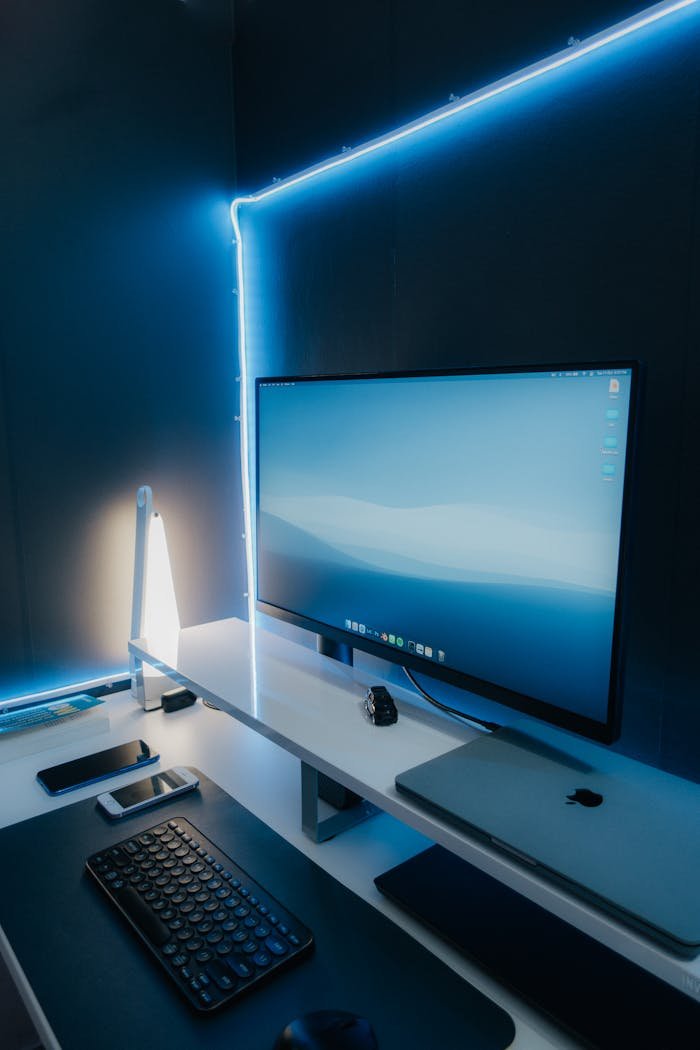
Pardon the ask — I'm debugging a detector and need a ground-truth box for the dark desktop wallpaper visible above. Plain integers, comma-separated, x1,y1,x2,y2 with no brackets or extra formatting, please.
257,369,633,723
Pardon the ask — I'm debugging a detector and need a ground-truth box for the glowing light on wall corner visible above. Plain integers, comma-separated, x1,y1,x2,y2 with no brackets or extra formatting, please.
230,0,699,625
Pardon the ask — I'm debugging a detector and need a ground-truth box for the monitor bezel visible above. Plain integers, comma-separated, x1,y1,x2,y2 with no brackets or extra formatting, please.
254,361,639,744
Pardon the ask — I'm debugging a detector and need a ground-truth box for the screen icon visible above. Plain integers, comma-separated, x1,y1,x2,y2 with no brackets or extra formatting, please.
606,408,619,420
380,632,388,642
603,436,618,449
416,643,424,656
609,378,620,394
438,650,445,663
396,637,404,648
345,619,352,630
359,624,366,634
351,621,358,632
602,464,616,477
408,641,416,653
388,634,396,645
424,646,433,659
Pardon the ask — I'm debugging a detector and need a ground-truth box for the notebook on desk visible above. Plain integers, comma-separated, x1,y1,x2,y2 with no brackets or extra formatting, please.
395,725,700,957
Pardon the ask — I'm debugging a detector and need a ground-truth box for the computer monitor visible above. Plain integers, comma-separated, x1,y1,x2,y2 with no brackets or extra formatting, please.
255,363,637,744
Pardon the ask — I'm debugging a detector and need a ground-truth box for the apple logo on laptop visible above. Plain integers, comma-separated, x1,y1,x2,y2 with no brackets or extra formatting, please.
566,787,604,807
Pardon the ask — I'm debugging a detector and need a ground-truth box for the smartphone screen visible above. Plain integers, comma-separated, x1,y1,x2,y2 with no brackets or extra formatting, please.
37,740,158,795
109,769,186,809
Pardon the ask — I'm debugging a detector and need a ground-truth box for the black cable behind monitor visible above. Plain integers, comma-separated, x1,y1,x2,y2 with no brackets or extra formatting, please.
402,667,501,734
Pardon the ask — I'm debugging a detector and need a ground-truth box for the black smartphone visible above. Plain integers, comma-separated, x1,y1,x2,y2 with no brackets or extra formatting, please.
36,739,159,796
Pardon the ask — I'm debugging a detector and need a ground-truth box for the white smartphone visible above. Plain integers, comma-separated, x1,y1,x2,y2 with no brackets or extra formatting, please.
97,767,199,819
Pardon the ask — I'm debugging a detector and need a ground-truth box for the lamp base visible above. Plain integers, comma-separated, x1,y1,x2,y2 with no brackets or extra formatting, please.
130,658,181,711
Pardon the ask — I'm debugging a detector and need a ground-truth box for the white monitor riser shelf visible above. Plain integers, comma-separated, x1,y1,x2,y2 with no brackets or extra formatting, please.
128,615,700,1005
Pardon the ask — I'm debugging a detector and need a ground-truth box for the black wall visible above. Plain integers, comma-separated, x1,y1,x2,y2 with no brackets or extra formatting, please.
1,0,244,700
233,0,700,780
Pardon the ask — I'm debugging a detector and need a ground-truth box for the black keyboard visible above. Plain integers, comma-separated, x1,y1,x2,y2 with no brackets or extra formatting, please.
86,817,313,1012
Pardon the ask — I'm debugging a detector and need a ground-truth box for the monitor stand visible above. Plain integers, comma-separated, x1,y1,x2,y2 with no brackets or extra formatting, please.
316,633,353,666
300,634,379,842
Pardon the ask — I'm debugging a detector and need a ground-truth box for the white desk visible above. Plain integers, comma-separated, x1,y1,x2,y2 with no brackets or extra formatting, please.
1,679,582,1050
0,616,696,1048
129,617,700,998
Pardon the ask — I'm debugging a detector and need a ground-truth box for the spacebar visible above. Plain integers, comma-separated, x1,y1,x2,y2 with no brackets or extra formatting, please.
117,887,170,946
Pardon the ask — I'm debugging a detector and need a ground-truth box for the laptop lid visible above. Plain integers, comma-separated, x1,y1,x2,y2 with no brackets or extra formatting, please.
395,724,700,956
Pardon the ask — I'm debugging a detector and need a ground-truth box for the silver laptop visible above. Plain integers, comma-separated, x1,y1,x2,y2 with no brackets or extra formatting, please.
396,723,700,956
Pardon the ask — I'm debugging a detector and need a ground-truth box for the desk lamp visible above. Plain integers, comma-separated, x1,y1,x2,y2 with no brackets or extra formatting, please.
129,485,181,710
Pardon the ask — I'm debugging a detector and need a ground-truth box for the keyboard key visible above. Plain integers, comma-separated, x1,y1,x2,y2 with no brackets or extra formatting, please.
226,956,254,980
119,887,170,946
208,960,236,991
253,950,271,968
265,936,288,957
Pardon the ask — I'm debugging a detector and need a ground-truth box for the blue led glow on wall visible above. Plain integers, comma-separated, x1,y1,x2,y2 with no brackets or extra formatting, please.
230,0,700,622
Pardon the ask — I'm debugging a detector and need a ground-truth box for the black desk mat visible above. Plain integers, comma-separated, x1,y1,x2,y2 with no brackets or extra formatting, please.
376,845,700,1050
0,770,515,1050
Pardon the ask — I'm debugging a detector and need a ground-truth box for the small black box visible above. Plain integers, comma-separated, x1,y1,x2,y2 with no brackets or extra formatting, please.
161,686,197,713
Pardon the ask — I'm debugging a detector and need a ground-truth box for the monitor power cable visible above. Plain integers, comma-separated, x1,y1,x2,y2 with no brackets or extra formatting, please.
402,666,501,733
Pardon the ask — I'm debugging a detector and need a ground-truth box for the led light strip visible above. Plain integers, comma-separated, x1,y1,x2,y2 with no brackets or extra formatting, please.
2,672,129,711
231,0,699,624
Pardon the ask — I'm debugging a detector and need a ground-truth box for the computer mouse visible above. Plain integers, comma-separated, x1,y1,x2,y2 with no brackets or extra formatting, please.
273,1009,379,1049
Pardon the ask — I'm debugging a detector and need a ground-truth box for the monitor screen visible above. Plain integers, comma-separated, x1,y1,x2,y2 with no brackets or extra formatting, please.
255,364,637,742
